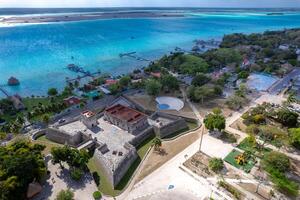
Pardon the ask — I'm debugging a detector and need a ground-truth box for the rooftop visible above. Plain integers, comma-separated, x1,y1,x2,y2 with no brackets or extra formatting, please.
81,110,96,118
58,117,136,172
105,104,147,124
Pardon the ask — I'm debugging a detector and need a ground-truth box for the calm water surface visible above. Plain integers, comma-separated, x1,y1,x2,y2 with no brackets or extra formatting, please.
1,10,300,97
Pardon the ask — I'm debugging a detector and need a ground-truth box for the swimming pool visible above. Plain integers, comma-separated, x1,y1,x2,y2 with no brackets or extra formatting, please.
246,73,279,91
157,103,171,110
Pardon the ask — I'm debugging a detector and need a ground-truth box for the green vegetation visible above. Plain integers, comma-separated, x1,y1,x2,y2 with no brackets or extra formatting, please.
237,136,271,158
161,74,179,91
277,109,299,128
145,79,162,96
288,128,300,149
48,88,58,96
88,135,155,196
262,151,299,197
51,146,91,181
191,73,211,87
219,131,237,143
56,189,74,200
188,85,222,104
209,158,224,173
224,149,255,173
51,146,90,169
218,181,242,200
0,141,46,200
204,108,226,132
93,191,102,200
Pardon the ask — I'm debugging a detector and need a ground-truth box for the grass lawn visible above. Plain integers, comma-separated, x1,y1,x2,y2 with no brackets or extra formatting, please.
163,121,199,140
224,149,256,173
87,135,155,197
33,135,62,155
237,138,271,158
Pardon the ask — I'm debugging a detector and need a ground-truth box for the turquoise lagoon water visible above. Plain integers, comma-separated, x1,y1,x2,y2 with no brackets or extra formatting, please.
1,11,300,97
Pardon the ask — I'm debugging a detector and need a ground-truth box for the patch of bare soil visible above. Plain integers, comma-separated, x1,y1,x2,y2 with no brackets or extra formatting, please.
230,118,248,132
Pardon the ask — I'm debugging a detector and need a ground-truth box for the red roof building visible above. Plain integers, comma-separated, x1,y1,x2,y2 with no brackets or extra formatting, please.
150,72,161,78
105,79,118,86
104,104,148,133
63,96,81,107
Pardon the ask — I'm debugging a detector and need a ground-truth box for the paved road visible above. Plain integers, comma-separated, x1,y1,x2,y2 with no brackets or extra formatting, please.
269,68,300,95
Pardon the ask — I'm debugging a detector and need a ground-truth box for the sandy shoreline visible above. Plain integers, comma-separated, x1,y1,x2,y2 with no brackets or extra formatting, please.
0,11,185,24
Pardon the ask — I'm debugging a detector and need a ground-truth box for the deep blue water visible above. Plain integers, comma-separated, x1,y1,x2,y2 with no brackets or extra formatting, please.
1,9,300,97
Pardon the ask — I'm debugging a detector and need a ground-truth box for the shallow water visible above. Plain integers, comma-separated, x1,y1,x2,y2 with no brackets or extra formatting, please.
1,10,300,97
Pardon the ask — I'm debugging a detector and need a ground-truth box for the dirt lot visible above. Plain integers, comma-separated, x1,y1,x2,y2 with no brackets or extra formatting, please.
230,118,248,132
136,129,200,182
194,97,233,118
126,92,197,119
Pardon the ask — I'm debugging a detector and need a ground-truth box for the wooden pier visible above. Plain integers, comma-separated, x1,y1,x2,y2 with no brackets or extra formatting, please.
119,52,150,62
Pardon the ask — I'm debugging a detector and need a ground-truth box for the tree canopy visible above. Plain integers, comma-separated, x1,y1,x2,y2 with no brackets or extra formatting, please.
145,79,162,96
0,141,46,200
48,88,58,96
204,108,226,132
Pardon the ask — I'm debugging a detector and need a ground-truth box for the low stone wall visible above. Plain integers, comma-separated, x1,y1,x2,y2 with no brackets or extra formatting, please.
45,128,83,147
130,126,154,147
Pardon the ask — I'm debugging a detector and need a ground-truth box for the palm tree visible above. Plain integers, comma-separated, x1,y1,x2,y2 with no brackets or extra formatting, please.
42,114,50,125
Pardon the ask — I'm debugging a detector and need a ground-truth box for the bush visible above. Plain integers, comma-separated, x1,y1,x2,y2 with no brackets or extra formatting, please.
70,168,84,181
288,128,300,149
92,172,100,186
209,158,224,173
218,181,241,199
93,191,102,200
262,151,290,173
253,114,266,124
56,189,74,200
277,109,298,127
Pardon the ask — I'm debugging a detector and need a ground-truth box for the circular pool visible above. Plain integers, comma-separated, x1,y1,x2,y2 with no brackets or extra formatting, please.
156,96,184,111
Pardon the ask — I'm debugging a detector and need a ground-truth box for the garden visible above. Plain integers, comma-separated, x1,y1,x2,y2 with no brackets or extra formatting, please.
224,149,256,173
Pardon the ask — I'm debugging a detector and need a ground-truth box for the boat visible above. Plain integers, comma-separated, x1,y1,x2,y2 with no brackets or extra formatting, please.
7,76,20,86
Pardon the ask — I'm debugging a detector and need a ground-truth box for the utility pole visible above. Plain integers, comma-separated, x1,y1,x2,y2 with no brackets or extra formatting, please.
199,125,204,152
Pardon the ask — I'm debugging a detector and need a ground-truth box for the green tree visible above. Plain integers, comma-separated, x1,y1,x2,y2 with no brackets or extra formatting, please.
277,109,298,127
204,109,226,132
119,75,131,88
161,74,179,91
209,158,224,173
56,189,74,200
93,191,102,200
48,88,58,96
262,151,290,173
288,128,300,149
191,73,211,87
145,79,162,96
0,141,46,200
152,138,162,151
41,114,50,124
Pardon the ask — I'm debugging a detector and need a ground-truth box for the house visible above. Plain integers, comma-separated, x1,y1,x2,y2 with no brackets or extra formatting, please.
150,72,161,79
104,104,149,134
63,96,81,108
279,44,290,51
105,79,118,86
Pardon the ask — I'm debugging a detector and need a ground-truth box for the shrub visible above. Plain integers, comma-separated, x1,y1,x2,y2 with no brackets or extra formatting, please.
209,158,224,173
93,191,102,200
253,114,266,124
262,151,290,173
218,181,241,199
277,109,298,127
92,172,100,186
288,128,300,149
56,189,74,200
70,168,84,181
